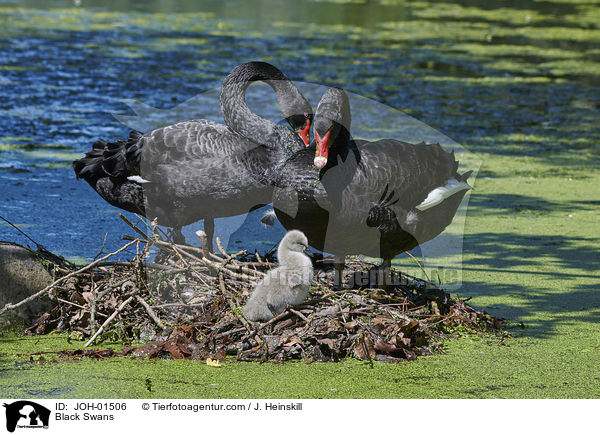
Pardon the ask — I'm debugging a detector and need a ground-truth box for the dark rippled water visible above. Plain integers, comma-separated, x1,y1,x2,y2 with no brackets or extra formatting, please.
1,0,598,260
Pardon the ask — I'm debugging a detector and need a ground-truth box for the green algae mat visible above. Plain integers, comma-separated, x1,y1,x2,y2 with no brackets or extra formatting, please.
2,155,598,399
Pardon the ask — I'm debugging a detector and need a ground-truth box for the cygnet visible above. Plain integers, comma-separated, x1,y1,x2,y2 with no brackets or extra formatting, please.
244,230,313,321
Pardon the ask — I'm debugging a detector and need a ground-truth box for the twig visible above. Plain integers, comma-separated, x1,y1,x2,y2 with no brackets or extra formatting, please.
359,332,374,368
170,244,191,267
215,326,247,339
217,272,241,305
297,289,358,306
405,251,430,282
296,312,316,337
207,252,264,277
89,277,98,334
75,326,91,336
258,310,291,330
166,242,205,256
195,230,210,258
153,240,200,262
255,251,265,266
288,308,309,322
93,232,109,261
0,214,43,248
95,261,177,271
133,214,161,239
135,295,167,330
218,249,247,264
200,256,255,281
216,237,228,257
426,312,459,327
84,295,135,347
119,213,150,240
150,303,207,309
0,240,138,317
96,276,137,300
55,298,108,318
189,268,216,286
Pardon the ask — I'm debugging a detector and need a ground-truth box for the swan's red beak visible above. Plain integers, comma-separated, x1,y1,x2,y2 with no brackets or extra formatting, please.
314,130,331,169
298,122,311,147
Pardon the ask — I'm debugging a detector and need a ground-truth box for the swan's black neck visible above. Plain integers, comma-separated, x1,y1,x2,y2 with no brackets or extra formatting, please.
321,126,359,173
220,62,308,150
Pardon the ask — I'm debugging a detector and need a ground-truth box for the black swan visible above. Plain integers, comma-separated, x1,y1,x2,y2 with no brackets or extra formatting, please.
243,230,313,321
271,87,472,285
73,62,313,248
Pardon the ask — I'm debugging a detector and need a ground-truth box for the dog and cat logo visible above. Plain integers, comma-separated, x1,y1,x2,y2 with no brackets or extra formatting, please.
2,401,50,432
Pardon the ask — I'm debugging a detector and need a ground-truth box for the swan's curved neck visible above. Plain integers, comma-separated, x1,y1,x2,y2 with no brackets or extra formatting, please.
277,244,304,266
325,126,356,169
220,64,306,149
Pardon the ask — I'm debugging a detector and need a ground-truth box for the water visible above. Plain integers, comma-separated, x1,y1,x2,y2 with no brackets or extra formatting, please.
0,0,598,261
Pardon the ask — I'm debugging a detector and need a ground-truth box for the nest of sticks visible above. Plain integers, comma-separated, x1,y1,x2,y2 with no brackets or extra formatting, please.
2,215,505,363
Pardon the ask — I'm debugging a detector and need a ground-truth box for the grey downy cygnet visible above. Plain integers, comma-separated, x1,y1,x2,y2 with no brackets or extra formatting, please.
244,230,313,322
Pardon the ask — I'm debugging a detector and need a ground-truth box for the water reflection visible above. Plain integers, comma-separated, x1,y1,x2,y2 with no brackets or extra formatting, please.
0,0,597,261
13,0,412,29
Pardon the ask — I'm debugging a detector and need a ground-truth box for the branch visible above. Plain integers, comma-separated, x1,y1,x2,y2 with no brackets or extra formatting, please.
135,295,167,330
84,295,135,347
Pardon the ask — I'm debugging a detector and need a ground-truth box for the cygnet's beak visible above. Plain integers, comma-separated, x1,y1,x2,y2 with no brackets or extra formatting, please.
304,246,314,258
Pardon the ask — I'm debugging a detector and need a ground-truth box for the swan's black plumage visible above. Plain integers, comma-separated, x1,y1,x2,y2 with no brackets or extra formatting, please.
272,87,472,276
72,131,145,215
73,62,312,245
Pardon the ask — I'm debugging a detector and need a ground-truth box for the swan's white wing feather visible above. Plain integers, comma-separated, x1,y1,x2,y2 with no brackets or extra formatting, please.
127,175,151,184
415,179,471,211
